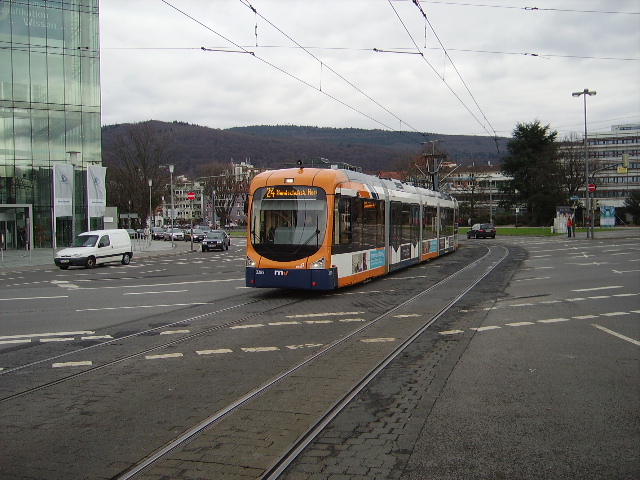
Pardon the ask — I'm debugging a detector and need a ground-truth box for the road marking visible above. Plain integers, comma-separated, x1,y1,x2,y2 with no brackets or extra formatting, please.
231,324,264,329
506,322,535,327
361,338,396,343
394,314,421,318
286,311,364,318
268,321,300,326
81,335,113,340
512,303,534,307
124,290,188,295
573,315,599,319
600,312,630,317
77,303,207,311
0,295,68,301
146,353,184,360
339,318,367,322
160,330,191,335
439,330,464,335
197,349,233,355
40,337,74,343
286,343,323,350
305,320,333,324
612,293,639,297
572,286,622,292
0,331,94,340
592,324,640,346
470,326,501,331
537,318,570,323
0,339,32,345
52,361,92,368
242,347,279,352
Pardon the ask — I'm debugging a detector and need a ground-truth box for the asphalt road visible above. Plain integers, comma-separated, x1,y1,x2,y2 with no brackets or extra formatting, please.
0,232,638,480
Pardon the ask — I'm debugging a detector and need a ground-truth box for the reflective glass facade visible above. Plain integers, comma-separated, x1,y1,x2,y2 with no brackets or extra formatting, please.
0,0,101,249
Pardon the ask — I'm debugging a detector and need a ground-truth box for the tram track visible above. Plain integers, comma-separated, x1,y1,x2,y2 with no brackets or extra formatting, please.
116,244,509,480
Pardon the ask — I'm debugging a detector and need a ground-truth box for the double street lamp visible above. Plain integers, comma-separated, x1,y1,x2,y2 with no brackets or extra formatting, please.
168,164,175,248
572,88,596,239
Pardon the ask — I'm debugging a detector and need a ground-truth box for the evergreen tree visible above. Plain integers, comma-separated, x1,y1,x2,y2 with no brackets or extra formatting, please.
501,120,566,226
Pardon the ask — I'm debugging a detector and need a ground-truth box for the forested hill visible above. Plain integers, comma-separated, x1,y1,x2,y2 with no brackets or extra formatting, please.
102,121,506,176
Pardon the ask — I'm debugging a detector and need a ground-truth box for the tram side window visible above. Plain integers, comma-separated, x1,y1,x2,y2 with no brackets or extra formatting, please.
441,208,454,236
335,196,384,251
362,198,384,248
390,202,402,249
423,206,437,239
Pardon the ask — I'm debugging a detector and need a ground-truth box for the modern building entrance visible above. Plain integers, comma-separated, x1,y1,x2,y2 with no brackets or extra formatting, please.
0,205,34,251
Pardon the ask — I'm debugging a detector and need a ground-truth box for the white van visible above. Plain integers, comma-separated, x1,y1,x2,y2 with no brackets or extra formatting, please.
54,229,133,270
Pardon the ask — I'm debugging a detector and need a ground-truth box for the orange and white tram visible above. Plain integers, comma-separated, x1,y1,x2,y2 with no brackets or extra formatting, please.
245,166,458,290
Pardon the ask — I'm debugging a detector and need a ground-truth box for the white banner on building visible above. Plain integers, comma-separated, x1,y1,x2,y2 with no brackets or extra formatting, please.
53,163,74,217
87,165,107,217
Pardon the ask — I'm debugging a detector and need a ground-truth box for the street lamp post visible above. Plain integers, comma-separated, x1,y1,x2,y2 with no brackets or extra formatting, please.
169,164,175,248
148,179,153,244
67,151,79,240
572,88,596,239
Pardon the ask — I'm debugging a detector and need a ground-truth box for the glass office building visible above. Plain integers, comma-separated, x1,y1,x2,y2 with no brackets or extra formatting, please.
0,0,101,249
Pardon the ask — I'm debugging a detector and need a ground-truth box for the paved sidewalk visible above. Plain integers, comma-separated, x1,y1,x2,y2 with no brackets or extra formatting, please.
0,239,196,272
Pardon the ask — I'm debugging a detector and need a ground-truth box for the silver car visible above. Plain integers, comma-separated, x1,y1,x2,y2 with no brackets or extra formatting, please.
163,228,184,241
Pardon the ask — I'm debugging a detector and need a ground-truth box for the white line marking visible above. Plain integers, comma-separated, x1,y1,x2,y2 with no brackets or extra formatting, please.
145,353,184,360
339,318,367,322
511,303,534,307
77,303,207,312
81,335,113,340
540,300,562,304
52,361,92,368
612,293,639,297
538,318,570,323
241,347,279,352
305,320,333,324
470,326,501,331
0,339,32,345
394,314,421,318
230,324,264,329
573,315,599,320
268,321,300,326
40,337,74,343
600,312,630,317
439,330,464,335
361,338,396,343
506,322,535,327
197,349,233,355
572,286,622,292
0,331,94,340
160,330,191,335
124,290,188,295
566,298,586,302
286,311,364,318
592,324,640,346
0,295,68,301
286,343,323,350
588,296,611,299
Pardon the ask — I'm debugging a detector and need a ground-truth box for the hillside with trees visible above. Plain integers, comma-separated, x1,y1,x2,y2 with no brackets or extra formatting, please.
102,121,506,177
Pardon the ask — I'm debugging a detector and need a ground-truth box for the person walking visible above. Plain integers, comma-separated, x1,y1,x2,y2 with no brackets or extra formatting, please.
567,216,573,238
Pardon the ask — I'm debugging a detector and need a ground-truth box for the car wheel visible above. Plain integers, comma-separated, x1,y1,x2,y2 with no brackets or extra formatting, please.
59,265,69,270
121,253,131,265
85,257,96,269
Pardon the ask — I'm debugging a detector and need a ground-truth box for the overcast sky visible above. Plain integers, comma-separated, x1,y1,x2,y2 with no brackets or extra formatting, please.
99,0,640,140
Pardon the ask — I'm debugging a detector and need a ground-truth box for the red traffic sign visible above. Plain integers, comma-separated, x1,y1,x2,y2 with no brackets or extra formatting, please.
588,184,596,192
187,191,196,200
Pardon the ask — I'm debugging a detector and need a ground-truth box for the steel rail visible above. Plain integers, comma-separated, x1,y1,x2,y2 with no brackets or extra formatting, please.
117,245,508,480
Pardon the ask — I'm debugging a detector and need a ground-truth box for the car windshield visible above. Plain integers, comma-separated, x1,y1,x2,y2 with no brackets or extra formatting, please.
206,232,225,239
481,224,495,229
72,235,98,247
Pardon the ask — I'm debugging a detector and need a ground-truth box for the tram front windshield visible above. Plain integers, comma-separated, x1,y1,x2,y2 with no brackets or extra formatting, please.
250,186,327,262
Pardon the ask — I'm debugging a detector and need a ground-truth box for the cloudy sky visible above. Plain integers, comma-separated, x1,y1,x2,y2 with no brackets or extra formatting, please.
99,0,640,140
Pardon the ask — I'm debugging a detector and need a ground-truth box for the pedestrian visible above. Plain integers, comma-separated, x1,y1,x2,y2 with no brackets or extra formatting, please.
566,216,573,238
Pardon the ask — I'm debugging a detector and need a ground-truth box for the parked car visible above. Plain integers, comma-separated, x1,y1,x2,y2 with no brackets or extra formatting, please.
135,228,147,239
151,227,165,240
184,229,206,242
467,223,496,239
125,228,136,238
163,228,184,241
201,230,231,251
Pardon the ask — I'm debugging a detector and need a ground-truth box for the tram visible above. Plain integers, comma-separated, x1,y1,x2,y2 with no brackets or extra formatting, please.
245,164,458,290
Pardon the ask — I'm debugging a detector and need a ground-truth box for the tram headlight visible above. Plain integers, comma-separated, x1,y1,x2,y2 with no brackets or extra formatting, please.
310,257,326,269
246,256,256,267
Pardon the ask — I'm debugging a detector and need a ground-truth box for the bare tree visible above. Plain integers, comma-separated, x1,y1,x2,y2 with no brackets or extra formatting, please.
196,163,254,226
104,122,174,228
558,132,586,200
